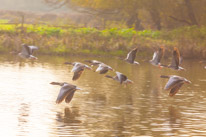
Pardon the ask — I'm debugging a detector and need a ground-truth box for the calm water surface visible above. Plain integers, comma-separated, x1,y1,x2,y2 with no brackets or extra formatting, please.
0,54,206,137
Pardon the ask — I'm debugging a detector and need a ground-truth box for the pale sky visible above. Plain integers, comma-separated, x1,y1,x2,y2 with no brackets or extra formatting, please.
0,0,69,12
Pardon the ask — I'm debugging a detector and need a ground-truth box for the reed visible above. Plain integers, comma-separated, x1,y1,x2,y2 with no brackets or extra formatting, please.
0,24,205,58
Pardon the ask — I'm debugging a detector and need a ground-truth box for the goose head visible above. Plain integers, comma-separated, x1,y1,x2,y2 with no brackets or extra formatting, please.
125,79,134,84
185,79,191,84
50,82,68,86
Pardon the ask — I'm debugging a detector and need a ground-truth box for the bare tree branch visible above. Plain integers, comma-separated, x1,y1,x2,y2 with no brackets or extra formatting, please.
169,16,191,25
184,0,198,25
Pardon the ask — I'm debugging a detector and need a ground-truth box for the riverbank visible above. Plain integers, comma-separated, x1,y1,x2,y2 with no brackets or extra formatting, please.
0,24,205,59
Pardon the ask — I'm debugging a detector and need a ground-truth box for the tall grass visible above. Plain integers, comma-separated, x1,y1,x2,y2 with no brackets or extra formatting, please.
0,23,205,58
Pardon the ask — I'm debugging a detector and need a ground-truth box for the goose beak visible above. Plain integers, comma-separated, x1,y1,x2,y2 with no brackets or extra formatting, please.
185,80,191,84
127,80,134,84
64,62,69,64
50,82,60,85
50,82,55,85
130,81,134,84
76,87,82,90
29,56,38,60
158,64,163,69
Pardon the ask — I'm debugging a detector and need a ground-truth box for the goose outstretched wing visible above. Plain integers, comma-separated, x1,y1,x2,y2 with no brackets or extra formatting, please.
21,44,31,56
170,47,180,69
116,72,127,84
65,90,76,104
73,68,84,81
126,48,137,63
164,76,183,90
28,45,38,54
169,82,184,97
56,84,76,104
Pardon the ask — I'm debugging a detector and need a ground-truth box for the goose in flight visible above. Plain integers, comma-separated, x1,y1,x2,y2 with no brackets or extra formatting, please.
125,48,139,65
105,71,133,85
84,60,103,66
50,82,81,104
95,63,114,74
150,46,164,67
168,47,184,70
18,44,39,59
85,60,114,74
160,75,191,97
65,62,92,81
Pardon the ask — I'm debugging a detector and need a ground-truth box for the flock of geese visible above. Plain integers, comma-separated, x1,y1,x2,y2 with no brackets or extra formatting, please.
17,43,204,105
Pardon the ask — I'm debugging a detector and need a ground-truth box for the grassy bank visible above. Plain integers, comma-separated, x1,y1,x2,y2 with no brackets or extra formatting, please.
0,23,206,59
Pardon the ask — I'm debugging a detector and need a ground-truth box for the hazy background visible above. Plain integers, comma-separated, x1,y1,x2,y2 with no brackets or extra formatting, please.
0,0,205,59
0,0,68,12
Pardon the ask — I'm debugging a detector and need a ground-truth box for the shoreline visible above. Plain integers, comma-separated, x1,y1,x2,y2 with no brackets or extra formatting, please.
0,25,205,59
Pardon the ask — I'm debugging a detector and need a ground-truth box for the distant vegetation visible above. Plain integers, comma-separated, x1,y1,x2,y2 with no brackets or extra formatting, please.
0,21,205,58
45,0,206,30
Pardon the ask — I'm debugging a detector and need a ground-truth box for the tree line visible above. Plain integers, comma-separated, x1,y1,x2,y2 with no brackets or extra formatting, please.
45,0,206,30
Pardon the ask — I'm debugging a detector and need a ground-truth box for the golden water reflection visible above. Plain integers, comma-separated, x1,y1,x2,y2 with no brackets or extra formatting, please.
0,55,206,136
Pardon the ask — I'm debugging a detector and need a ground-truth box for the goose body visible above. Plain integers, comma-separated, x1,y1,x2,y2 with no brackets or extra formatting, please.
18,44,38,59
105,71,133,84
150,46,164,66
168,47,185,70
50,82,81,104
125,48,139,65
65,62,92,81
160,75,191,96
95,63,114,74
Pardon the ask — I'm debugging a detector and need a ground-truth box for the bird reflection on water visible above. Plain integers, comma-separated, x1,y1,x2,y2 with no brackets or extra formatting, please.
17,103,30,136
168,105,183,136
55,107,82,136
56,107,81,124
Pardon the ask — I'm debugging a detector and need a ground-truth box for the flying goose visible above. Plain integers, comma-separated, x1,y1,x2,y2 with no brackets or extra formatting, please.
150,46,164,67
65,62,92,81
105,71,133,84
160,75,191,97
84,60,103,66
18,44,38,59
50,82,81,104
168,47,185,70
95,63,114,74
125,48,139,65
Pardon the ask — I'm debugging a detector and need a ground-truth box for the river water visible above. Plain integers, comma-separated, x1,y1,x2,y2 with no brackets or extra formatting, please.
0,54,205,137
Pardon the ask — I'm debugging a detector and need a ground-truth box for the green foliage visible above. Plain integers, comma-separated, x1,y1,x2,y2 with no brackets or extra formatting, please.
0,23,205,58
100,28,136,38
26,25,64,36
54,45,67,53
0,19,9,23
0,24,16,32
0,24,159,38
162,26,206,48
137,30,160,38
118,28,136,38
